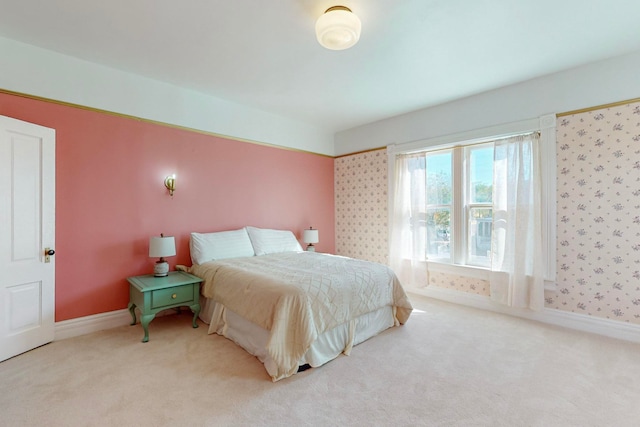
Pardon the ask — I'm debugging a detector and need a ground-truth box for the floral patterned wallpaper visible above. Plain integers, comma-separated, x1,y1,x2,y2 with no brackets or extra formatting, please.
549,101,640,323
334,149,388,264
427,271,490,296
334,100,640,325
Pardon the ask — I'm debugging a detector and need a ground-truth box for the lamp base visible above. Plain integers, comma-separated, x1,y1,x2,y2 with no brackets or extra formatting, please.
154,261,169,277
306,244,316,252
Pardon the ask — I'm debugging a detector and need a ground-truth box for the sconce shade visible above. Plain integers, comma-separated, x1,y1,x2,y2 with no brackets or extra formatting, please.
149,235,176,277
315,6,361,50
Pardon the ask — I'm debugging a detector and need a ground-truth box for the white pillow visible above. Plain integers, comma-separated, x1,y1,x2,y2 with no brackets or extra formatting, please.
190,228,255,265
246,226,303,256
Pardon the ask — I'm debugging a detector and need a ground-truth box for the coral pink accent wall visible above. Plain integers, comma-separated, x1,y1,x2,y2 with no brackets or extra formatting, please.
1,92,335,322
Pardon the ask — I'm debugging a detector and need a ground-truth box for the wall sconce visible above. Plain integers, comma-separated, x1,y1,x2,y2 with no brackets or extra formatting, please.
303,226,319,252
164,174,176,196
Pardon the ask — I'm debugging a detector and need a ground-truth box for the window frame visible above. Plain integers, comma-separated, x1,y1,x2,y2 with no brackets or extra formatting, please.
424,148,453,263
463,143,494,268
423,143,495,269
388,115,557,290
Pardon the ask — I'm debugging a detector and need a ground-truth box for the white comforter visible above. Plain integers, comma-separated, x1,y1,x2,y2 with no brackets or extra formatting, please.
189,252,413,381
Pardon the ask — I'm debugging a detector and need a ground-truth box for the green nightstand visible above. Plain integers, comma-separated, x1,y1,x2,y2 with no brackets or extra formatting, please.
127,271,202,343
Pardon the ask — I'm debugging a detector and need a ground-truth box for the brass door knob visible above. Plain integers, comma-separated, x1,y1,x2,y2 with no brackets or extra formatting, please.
44,247,55,263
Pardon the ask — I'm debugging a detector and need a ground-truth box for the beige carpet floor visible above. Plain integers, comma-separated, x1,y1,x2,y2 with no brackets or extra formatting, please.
1,295,640,426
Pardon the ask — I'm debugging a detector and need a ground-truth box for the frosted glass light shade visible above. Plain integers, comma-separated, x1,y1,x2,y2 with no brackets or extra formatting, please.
315,6,361,50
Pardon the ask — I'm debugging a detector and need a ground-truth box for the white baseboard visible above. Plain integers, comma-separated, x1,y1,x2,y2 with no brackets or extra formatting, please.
55,309,132,341
54,308,184,340
410,286,640,344
58,288,640,344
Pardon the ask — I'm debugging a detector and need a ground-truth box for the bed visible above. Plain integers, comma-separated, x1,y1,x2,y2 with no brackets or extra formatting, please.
182,226,413,381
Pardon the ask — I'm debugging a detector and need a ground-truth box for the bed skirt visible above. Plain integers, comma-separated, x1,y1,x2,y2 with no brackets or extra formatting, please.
199,295,394,379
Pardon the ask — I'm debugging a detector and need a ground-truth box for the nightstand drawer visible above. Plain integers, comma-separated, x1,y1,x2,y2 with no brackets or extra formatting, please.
151,285,194,309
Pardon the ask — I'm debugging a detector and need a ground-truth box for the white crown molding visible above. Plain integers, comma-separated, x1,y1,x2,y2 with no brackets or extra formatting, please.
410,286,640,343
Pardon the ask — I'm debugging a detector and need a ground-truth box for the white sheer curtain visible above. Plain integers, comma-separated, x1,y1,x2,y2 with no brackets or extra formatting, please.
389,153,429,289
490,133,544,310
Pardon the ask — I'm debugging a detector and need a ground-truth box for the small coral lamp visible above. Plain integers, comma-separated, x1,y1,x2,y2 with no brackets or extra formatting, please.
149,234,176,277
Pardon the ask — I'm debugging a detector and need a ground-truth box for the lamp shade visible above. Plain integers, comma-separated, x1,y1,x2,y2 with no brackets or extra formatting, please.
315,6,361,50
303,228,319,244
149,236,176,258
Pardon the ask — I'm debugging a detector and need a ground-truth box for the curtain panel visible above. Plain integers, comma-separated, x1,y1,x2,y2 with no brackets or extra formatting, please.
389,153,429,288
489,132,544,310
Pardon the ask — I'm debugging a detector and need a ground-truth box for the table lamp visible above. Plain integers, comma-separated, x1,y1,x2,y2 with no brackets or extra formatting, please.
149,234,176,277
303,227,319,252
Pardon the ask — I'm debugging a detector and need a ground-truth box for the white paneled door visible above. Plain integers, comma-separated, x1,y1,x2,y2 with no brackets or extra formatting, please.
0,115,55,362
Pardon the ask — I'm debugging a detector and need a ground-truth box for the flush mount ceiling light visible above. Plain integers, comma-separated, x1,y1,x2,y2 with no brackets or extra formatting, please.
315,6,361,50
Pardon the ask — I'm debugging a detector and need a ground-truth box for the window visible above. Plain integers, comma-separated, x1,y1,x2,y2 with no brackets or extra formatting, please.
421,144,494,268
424,150,452,261
466,144,493,267
389,115,557,294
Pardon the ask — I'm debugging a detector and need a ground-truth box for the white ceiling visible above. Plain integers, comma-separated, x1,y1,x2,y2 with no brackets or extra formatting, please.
1,0,640,134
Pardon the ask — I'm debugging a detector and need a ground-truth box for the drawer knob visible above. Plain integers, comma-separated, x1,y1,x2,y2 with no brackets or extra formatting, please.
172,293,177,299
